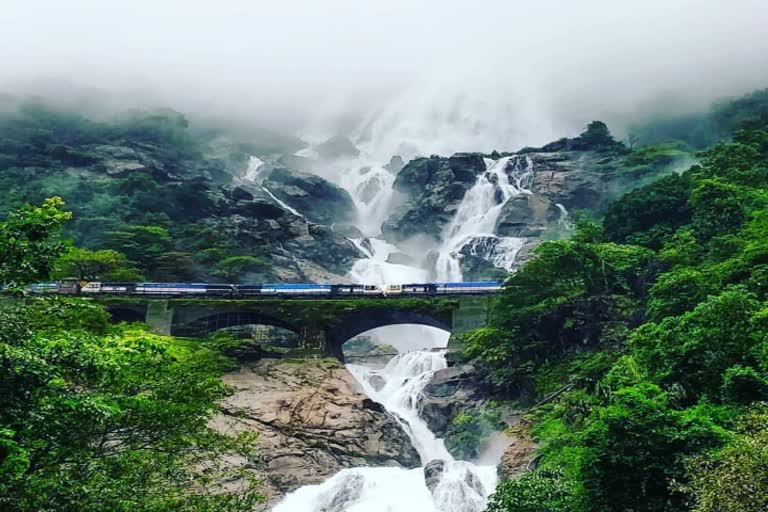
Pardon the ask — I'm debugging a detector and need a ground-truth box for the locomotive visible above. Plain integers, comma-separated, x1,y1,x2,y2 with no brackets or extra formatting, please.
26,280,503,297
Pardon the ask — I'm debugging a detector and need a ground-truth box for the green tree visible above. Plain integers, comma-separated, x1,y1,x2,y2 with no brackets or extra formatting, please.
486,471,574,512
54,247,143,281
631,290,763,401
687,407,768,512
603,173,692,249
689,180,746,242
578,384,725,512
213,255,270,282
0,197,71,289
0,201,263,510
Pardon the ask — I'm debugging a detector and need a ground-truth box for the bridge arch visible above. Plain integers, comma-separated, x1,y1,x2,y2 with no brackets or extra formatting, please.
108,307,147,324
172,311,302,338
101,295,492,362
329,310,452,348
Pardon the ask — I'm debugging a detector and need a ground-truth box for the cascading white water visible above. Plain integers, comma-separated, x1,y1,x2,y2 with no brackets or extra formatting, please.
555,203,574,231
435,156,533,281
244,155,266,181
349,351,451,462
273,349,497,512
348,238,427,287
339,164,397,238
243,156,306,217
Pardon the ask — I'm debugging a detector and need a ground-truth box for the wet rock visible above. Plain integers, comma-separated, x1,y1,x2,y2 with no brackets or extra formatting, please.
204,210,363,282
383,155,405,174
316,135,360,160
367,374,386,392
263,167,357,225
419,364,482,437
495,194,552,237
383,154,485,243
332,223,364,239
509,238,542,270
386,252,414,265
424,460,447,493
356,175,383,204
464,469,484,495
457,236,525,280
316,472,365,512
230,186,254,201
212,359,420,504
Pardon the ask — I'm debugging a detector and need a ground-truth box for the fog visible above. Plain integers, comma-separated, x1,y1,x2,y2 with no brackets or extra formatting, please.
2,0,768,153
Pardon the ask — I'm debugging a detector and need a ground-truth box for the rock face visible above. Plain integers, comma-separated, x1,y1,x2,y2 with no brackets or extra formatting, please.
212,359,419,503
497,436,538,481
263,167,357,225
380,128,680,276
419,364,484,437
210,184,363,282
383,154,486,243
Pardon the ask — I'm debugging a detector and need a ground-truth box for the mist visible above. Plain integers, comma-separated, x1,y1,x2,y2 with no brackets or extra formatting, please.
3,0,768,154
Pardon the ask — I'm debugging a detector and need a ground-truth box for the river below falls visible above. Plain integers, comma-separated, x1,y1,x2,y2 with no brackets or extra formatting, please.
271,349,498,512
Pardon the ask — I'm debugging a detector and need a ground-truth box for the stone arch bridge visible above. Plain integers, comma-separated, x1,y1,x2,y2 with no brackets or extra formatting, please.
101,296,493,361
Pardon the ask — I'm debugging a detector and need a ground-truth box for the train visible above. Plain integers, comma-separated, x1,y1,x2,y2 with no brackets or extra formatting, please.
24,280,503,297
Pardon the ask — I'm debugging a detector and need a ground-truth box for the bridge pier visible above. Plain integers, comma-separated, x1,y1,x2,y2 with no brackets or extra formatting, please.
300,325,334,359
146,300,174,336
448,295,493,352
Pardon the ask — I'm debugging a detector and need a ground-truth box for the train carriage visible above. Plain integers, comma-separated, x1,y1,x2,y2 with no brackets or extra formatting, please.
436,281,502,294
134,283,210,296
261,283,333,296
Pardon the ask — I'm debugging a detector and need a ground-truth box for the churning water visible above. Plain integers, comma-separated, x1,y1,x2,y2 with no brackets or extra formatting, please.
272,349,497,512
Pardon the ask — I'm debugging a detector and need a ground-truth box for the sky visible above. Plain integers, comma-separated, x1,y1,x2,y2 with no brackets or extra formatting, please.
2,0,768,152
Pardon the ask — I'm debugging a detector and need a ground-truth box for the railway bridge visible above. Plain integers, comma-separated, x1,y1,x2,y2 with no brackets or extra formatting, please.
100,295,494,361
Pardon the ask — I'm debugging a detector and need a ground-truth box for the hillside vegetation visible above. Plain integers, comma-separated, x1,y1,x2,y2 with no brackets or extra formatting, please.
467,90,768,511
0,199,262,511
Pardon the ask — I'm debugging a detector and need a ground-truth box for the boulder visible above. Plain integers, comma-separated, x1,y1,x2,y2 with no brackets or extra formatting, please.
383,154,485,243
332,223,365,239
419,364,483,437
497,437,538,480
212,359,420,504
263,167,357,225
495,194,552,237
424,460,447,493
383,155,405,174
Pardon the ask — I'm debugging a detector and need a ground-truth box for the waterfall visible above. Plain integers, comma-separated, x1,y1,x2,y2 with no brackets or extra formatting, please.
347,238,428,287
272,349,498,512
435,156,533,281
243,156,306,218
339,164,397,238
349,351,451,462
245,155,266,181
555,203,574,231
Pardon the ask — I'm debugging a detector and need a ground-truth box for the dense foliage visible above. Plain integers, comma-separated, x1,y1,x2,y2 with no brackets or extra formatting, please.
0,199,262,511
472,90,768,511
0,101,277,283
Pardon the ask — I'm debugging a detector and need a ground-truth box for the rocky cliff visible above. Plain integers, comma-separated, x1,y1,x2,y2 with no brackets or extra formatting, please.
212,359,419,504
381,124,689,276
383,154,485,243
0,103,368,283
262,167,357,225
